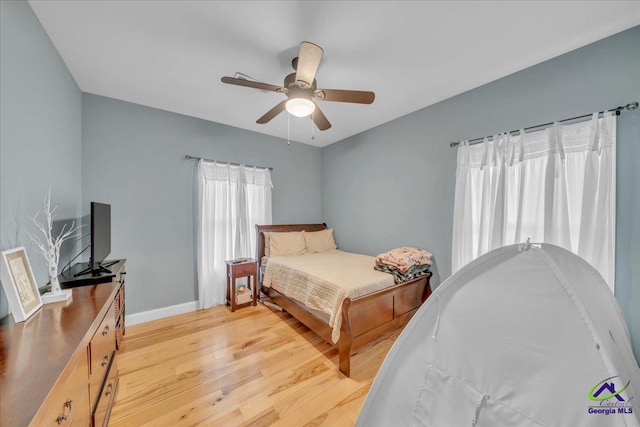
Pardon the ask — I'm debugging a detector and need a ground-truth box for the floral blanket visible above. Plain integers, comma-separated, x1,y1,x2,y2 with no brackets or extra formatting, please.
376,247,433,273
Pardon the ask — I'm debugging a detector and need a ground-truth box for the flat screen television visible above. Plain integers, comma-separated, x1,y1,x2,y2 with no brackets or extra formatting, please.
75,202,112,276
90,202,111,272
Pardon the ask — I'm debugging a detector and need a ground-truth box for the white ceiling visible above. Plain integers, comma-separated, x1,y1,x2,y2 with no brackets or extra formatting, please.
29,1,640,148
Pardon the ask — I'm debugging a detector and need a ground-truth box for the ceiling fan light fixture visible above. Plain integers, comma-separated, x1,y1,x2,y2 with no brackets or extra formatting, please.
222,41,373,131
286,97,315,117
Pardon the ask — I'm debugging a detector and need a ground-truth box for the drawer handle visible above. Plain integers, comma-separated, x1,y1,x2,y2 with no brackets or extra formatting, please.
101,355,109,367
105,382,114,396
56,399,72,424
102,325,110,336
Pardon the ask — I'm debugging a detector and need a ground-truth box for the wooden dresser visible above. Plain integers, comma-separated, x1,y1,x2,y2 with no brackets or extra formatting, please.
0,260,126,427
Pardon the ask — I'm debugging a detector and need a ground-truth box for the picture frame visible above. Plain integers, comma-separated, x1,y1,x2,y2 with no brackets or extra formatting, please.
0,247,43,322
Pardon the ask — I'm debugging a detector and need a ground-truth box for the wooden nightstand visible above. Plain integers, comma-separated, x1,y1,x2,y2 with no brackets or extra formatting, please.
225,259,258,312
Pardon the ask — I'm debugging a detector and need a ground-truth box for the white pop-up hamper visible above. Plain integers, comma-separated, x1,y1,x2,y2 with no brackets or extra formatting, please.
357,243,640,427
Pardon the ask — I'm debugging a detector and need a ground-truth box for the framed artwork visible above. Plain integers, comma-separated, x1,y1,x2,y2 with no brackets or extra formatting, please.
0,247,43,322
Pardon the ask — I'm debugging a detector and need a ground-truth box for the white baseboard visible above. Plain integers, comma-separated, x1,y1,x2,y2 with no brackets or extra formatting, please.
125,300,198,326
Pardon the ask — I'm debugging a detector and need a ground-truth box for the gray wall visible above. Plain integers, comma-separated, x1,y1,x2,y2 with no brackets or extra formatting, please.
322,26,640,359
0,0,82,318
81,94,322,314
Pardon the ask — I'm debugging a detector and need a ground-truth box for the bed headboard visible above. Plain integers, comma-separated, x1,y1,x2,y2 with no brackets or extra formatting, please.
255,223,328,261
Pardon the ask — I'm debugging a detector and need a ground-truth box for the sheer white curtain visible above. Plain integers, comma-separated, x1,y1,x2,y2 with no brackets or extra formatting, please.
197,161,272,309
452,112,616,291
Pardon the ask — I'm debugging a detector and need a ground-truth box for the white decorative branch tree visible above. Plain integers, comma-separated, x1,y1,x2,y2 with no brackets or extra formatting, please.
25,189,83,299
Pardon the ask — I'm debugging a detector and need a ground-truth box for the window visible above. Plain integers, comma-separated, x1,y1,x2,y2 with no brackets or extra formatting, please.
452,113,616,291
197,162,272,308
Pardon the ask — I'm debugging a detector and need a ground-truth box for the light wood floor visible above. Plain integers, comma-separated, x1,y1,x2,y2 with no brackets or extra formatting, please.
109,303,401,426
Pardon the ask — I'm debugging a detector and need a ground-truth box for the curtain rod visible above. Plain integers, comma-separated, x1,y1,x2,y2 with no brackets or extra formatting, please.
449,101,638,148
184,155,273,171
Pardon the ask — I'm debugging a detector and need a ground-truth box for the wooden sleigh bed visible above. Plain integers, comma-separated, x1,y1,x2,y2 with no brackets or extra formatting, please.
256,223,432,377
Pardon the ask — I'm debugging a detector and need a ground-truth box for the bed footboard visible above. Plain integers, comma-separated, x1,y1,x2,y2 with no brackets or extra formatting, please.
256,224,432,377
338,274,431,376
264,273,431,377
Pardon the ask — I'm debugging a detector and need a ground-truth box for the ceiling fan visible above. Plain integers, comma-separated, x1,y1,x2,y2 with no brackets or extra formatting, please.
221,41,375,131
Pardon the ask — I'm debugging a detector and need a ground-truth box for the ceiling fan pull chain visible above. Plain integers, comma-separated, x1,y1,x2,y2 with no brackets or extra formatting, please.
311,112,315,140
287,111,290,146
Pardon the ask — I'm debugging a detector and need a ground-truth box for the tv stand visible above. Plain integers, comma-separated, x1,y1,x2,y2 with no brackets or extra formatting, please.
74,264,112,277
61,259,125,288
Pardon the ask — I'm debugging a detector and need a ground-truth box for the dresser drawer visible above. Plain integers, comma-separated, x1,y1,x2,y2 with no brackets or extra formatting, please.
92,356,118,427
231,262,256,277
89,302,116,406
35,351,89,426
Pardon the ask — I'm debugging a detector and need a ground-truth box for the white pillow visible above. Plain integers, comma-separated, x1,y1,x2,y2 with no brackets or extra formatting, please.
304,228,337,253
269,231,306,256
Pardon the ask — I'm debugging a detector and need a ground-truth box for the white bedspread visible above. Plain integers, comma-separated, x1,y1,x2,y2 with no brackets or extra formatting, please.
262,250,395,343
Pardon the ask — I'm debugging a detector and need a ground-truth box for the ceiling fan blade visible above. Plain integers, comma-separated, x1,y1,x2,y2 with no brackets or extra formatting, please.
295,42,324,89
311,103,331,131
314,89,375,104
221,76,284,93
256,100,287,124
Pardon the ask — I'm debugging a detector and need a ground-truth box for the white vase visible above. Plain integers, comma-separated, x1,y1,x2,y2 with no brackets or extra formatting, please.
42,264,71,304
49,265,61,293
